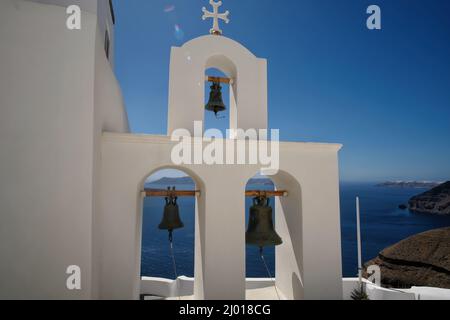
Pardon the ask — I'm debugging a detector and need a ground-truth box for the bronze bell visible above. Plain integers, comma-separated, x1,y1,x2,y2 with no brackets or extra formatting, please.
159,192,184,232
205,82,226,116
246,197,282,248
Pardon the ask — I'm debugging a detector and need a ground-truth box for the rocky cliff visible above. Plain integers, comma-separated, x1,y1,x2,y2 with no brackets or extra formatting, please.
408,181,450,215
364,227,450,289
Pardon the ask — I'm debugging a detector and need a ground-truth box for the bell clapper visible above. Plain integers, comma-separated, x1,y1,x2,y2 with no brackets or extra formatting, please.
214,111,226,120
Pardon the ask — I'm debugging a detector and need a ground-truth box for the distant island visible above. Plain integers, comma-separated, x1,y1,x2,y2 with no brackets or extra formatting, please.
408,181,450,215
147,176,195,186
376,181,443,188
148,177,274,187
247,178,274,186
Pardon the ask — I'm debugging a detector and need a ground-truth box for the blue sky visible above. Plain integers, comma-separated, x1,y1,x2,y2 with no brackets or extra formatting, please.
113,0,450,182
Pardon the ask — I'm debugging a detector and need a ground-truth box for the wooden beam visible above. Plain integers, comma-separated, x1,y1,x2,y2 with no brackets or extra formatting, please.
144,189,200,197
245,190,288,198
206,76,233,85
143,189,288,198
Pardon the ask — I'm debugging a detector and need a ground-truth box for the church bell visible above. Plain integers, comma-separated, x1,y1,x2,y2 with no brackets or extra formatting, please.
205,82,226,116
246,197,282,248
159,191,184,232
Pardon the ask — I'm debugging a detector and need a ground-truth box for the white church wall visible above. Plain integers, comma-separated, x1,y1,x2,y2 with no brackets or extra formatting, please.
140,277,277,299
28,0,115,66
29,0,98,13
273,170,304,299
0,0,96,299
0,0,128,299
275,148,343,300
94,26,129,134
98,133,342,300
91,15,129,299
96,0,116,68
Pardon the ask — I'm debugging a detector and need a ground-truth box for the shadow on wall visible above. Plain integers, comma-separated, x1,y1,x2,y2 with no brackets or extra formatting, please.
273,170,304,300
292,272,303,299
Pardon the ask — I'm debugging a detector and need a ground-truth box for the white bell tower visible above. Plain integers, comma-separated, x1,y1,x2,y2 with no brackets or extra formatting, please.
167,1,268,137
97,1,343,301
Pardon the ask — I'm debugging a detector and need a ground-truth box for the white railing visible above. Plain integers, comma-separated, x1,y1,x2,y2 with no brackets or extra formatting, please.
141,276,450,300
141,277,275,299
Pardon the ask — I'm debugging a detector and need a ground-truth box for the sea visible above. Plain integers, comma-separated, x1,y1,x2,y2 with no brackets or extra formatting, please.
141,182,450,279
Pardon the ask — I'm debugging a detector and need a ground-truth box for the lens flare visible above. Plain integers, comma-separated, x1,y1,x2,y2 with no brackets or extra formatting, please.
174,24,184,41
164,5,175,13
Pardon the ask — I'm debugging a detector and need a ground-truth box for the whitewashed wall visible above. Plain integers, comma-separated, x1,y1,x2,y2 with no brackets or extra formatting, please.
98,134,342,300
343,278,416,300
144,277,450,300
140,277,276,299
0,0,127,299
29,0,115,66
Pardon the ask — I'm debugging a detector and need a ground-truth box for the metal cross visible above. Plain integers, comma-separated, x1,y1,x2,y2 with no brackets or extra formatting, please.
202,0,230,35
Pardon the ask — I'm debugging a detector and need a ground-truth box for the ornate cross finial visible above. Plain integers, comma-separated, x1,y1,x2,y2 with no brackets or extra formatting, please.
202,0,230,35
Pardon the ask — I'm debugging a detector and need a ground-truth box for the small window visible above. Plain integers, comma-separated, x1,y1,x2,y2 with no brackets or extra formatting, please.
109,0,116,25
104,30,110,59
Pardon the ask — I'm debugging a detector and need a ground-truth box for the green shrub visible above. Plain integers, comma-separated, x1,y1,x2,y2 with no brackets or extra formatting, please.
351,285,369,300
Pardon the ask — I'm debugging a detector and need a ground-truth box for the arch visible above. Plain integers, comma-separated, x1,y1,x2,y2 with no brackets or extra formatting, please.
137,165,207,299
244,169,304,300
138,165,205,191
140,168,196,279
204,67,230,136
205,54,238,79
181,35,256,60
204,55,238,135
244,173,276,281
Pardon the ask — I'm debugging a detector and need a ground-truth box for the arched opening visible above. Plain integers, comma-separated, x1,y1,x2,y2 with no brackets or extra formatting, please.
245,173,276,278
204,55,238,138
204,68,230,137
244,170,304,300
141,168,195,279
140,167,204,299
